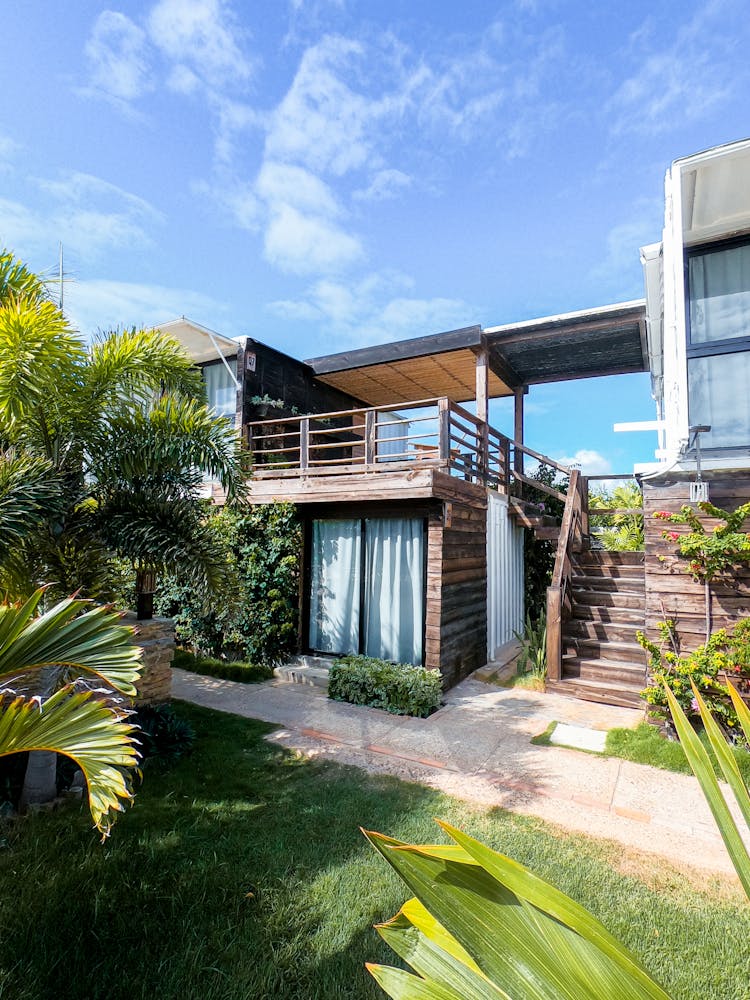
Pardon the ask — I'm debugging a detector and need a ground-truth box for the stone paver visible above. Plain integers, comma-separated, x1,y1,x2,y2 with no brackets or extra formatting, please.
172,669,746,879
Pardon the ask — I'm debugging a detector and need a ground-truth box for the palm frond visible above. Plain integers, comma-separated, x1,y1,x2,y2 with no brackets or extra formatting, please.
0,250,50,307
0,687,139,837
0,451,66,556
86,327,205,406
0,592,142,696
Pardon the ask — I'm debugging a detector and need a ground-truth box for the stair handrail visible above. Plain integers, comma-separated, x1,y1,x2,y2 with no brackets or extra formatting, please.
546,468,584,682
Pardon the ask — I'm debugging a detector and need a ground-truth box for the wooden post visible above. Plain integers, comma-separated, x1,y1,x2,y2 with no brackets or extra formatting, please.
475,347,489,482
438,398,450,463
364,409,376,466
514,387,525,475
299,417,309,471
546,587,561,681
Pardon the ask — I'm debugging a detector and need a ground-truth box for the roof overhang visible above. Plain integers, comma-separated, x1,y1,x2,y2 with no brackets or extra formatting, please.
306,303,648,407
306,325,512,406
676,137,750,246
157,317,239,365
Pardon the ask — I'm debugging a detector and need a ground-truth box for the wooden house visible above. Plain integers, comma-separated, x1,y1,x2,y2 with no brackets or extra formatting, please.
163,138,750,708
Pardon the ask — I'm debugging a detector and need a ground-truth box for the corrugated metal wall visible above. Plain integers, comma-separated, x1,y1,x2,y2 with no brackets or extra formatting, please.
486,491,525,660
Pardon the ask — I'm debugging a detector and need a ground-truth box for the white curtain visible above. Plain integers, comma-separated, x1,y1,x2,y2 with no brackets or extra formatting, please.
688,352,750,449
363,518,424,665
689,245,750,344
202,360,237,418
308,519,361,655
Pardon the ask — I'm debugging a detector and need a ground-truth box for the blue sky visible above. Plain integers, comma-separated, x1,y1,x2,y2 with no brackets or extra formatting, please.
2,0,750,474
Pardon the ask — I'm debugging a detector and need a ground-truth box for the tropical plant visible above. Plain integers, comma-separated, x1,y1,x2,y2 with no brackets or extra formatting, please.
520,464,568,619
0,590,141,837
365,684,750,999
638,618,750,736
654,501,750,641
589,481,643,551
513,610,547,686
0,249,246,609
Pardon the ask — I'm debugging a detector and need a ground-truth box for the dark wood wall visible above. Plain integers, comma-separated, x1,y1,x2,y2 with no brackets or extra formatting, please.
426,500,487,687
236,338,363,424
643,473,750,651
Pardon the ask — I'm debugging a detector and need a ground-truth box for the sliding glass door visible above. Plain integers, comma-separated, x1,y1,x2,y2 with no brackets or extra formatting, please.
308,516,424,665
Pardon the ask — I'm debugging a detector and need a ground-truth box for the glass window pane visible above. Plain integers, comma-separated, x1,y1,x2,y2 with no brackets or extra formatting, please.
202,359,237,418
689,244,750,345
364,518,424,665
309,519,361,655
688,350,750,449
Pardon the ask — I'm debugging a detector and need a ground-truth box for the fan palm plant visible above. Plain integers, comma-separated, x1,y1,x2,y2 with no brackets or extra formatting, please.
0,590,142,838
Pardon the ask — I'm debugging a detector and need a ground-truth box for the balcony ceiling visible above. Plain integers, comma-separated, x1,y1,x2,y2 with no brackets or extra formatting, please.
306,302,647,406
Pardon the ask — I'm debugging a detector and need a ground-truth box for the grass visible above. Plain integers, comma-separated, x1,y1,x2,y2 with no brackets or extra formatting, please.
606,722,750,784
0,702,748,1000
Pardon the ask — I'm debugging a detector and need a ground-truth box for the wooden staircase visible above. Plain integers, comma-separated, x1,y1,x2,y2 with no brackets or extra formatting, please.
548,550,647,709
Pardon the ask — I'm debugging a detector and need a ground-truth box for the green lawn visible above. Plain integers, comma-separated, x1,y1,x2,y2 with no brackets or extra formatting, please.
1,702,748,1000
606,722,750,784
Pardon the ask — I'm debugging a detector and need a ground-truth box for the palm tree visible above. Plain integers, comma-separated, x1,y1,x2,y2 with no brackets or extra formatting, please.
0,247,246,818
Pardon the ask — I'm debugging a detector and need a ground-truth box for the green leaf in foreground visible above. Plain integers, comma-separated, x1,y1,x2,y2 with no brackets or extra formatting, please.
364,825,671,1000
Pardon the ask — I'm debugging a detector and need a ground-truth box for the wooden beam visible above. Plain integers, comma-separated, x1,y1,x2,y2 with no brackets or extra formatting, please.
306,325,483,373
514,387,524,474
484,344,522,389
475,346,489,423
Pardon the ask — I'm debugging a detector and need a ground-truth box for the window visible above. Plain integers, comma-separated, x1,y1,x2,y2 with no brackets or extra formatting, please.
685,237,750,450
308,517,425,665
202,358,237,419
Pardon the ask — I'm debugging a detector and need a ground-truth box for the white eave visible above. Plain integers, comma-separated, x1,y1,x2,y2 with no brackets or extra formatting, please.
675,136,750,246
157,317,240,365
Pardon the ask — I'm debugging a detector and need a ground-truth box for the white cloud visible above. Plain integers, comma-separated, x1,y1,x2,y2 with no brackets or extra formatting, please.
264,204,363,274
554,449,612,476
84,11,153,103
268,272,471,346
65,278,228,339
607,2,745,135
147,0,255,89
589,198,662,299
0,172,162,263
256,161,340,217
353,168,411,202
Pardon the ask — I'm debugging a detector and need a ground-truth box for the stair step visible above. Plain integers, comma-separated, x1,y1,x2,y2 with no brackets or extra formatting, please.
571,603,645,625
547,676,644,710
570,563,645,580
562,654,647,684
574,551,645,567
572,574,644,593
564,618,643,643
563,638,647,664
571,590,644,610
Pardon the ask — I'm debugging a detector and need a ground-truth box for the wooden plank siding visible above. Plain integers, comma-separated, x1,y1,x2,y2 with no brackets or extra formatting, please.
427,501,488,687
643,474,750,650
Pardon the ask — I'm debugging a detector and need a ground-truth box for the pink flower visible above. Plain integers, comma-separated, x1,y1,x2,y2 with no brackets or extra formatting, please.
653,511,672,520
690,698,700,713
668,531,680,541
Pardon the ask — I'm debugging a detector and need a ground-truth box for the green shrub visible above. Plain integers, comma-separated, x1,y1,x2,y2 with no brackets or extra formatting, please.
328,655,442,718
132,703,196,766
173,647,273,684
156,502,301,665
639,618,750,739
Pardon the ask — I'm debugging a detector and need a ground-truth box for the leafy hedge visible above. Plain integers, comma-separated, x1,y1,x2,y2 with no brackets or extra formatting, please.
156,502,301,666
172,647,273,684
328,655,442,718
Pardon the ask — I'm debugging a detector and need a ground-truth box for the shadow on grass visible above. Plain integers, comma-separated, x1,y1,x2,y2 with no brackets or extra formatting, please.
0,702,748,1000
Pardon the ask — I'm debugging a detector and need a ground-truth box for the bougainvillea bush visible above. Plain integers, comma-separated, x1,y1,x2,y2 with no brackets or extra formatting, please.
639,618,750,740
654,501,750,583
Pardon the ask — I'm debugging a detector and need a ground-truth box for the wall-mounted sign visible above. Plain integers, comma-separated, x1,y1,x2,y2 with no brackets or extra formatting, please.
245,351,256,372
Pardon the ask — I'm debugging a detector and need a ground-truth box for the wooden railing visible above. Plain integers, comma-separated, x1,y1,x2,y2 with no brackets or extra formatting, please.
247,397,512,488
545,469,585,681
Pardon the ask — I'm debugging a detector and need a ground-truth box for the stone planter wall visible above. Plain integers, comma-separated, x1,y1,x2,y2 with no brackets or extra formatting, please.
122,613,175,705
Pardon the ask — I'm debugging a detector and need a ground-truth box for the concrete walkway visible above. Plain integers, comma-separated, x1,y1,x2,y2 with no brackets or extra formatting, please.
172,668,748,879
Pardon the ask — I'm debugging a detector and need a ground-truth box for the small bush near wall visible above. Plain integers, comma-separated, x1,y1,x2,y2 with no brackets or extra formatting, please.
328,655,442,718
156,502,301,666
172,647,273,683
